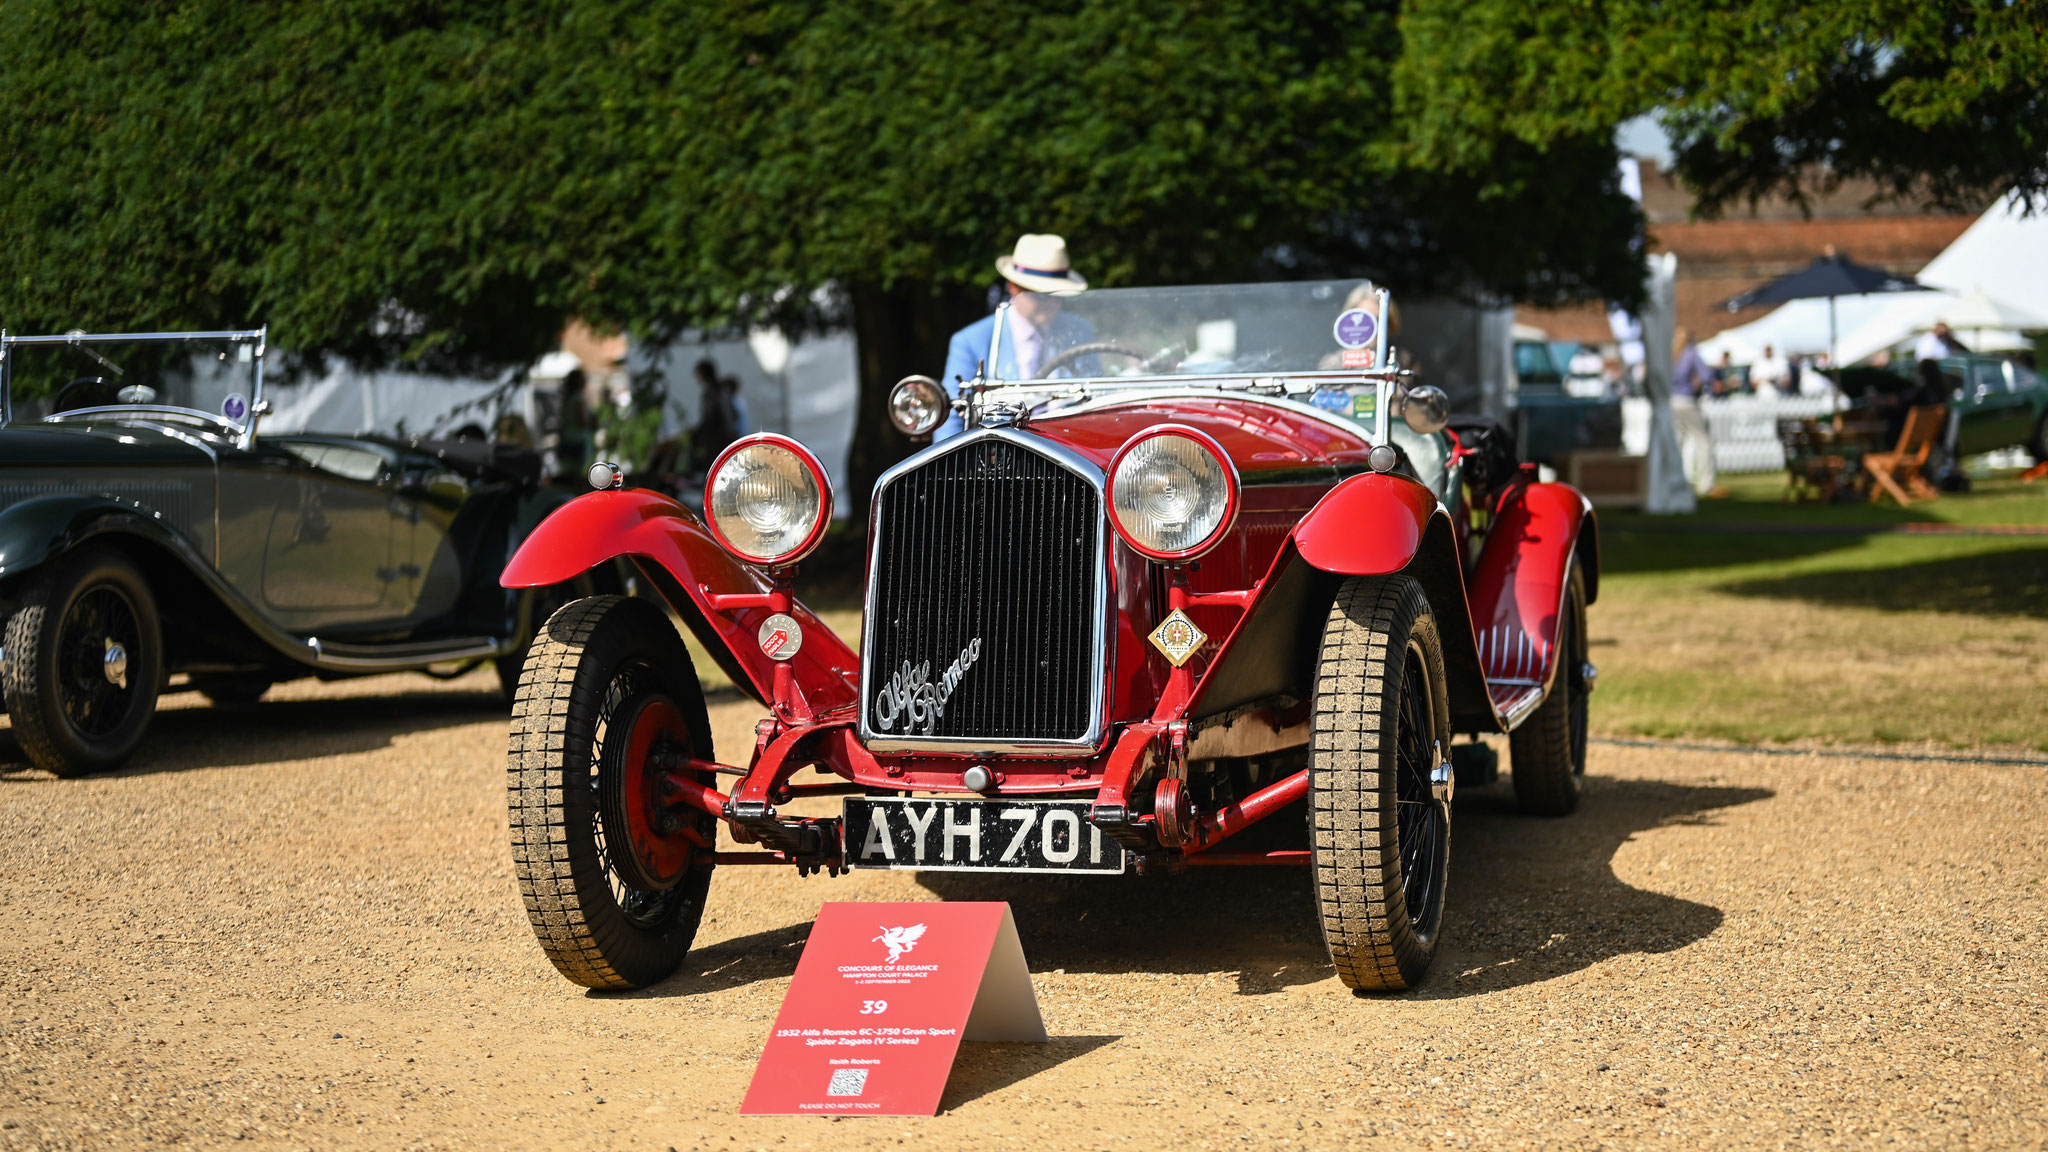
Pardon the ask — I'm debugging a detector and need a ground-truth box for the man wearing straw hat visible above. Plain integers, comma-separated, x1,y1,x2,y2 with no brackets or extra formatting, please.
937,233,1094,440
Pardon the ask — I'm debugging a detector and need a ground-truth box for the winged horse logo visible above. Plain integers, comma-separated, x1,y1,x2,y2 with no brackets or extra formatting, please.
874,924,927,964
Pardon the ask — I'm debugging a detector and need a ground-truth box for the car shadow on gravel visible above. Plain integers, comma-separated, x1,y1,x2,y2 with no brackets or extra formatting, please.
1423,775,1771,999
917,866,1333,995
632,775,1767,1004
0,689,509,778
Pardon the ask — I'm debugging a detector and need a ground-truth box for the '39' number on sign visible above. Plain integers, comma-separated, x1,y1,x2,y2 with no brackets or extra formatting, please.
859,1000,888,1015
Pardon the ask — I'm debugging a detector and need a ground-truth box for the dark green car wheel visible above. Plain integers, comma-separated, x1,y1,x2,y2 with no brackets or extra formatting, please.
2,546,164,776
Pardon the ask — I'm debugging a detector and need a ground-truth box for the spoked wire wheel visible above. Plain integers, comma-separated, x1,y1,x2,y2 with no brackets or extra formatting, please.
3,546,163,776
507,595,716,990
58,586,142,738
1308,575,1452,993
1391,643,1449,941
1510,560,1590,816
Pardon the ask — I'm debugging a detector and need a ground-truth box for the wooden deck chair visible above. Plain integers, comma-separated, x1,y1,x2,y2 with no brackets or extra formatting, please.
1864,404,1946,506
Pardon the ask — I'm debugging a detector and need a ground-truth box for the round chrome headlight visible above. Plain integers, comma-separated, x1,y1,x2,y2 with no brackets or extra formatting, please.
888,375,948,436
704,434,832,566
1108,426,1240,562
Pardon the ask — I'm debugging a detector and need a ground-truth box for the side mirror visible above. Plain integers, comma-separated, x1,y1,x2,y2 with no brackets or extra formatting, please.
1399,385,1449,435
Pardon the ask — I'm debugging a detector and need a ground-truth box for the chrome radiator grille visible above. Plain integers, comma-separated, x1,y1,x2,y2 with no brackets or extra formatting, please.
862,436,1102,747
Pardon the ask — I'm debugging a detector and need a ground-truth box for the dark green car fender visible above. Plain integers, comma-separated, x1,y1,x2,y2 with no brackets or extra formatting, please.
0,493,281,657
0,492,203,584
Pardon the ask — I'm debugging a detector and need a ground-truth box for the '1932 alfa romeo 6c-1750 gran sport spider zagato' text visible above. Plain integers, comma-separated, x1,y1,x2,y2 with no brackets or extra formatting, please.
501,281,1598,995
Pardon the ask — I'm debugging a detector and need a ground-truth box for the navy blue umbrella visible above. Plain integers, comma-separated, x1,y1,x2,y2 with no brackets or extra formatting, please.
1721,251,1928,367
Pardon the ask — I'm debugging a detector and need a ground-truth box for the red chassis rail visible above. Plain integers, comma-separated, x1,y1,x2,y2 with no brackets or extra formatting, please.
504,469,1593,876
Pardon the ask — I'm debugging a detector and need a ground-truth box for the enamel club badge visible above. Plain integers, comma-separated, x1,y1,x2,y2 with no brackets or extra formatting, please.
1148,609,1208,667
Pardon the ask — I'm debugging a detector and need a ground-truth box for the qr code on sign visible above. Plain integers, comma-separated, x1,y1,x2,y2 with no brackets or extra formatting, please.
826,1068,869,1097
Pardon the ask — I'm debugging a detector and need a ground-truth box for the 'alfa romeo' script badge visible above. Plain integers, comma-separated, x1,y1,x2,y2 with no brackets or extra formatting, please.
757,613,803,660
1149,609,1208,667
872,638,982,735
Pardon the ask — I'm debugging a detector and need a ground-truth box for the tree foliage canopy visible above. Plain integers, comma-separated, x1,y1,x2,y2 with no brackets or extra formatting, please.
2,0,2041,389
1397,0,2048,216
1,0,1643,373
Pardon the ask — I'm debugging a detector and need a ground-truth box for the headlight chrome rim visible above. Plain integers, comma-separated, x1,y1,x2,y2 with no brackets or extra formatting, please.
702,433,833,567
1106,424,1241,562
887,374,949,436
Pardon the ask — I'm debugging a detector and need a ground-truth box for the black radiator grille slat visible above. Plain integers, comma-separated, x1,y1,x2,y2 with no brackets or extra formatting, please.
866,439,1099,743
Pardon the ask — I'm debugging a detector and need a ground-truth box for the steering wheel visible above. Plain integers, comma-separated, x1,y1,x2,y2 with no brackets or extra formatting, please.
1036,342,1186,378
52,376,118,414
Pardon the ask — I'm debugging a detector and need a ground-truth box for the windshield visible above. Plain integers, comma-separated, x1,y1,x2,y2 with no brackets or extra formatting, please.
989,280,1388,382
0,330,265,430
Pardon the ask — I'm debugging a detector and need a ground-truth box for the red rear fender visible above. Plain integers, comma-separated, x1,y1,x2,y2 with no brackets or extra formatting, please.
1468,482,1594,705
502,489,859,712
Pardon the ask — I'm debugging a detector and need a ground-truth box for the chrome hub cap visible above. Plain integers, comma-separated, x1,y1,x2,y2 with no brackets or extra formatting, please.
102,640,129,689
1430,741,1455,808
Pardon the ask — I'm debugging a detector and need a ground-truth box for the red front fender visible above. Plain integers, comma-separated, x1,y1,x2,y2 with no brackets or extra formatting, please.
1292,471,1442,574
502,489,860,713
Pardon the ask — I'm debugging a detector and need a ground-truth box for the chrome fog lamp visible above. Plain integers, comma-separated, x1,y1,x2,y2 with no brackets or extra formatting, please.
887,375,948,436
1107,425,1240,562
704,434,832,566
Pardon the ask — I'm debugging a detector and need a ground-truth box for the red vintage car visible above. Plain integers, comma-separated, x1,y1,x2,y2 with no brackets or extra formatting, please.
501,281,1597,995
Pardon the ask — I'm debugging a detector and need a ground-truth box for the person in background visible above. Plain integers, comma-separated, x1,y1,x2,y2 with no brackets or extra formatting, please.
691,358,739,471
723,373,751,437
1712,350,1740,396
1671,329,1722,496
549,368,591,482
1750,344,1791,396
939,233,1092,440
1914,320,1970,363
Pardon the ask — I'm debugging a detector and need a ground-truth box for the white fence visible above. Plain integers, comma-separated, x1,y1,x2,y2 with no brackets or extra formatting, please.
1621,395,1844,474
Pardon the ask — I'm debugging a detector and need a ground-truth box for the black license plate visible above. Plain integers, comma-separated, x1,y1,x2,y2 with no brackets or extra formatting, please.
842,798,1126,874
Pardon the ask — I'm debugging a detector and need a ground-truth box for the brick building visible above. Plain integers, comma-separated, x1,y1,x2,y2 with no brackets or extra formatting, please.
1519,160,1984,345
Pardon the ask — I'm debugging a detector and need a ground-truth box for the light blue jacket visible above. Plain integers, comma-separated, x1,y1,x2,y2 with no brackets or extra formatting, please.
937,311,1098,440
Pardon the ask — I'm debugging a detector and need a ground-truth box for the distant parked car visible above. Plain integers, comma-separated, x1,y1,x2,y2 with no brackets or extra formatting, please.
1511,337,1622,465
0,328,617,777
1840,354,2048,462
1938,355,2048,461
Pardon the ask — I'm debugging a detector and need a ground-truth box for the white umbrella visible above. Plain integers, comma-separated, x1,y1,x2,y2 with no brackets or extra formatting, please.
1921,286,2048,343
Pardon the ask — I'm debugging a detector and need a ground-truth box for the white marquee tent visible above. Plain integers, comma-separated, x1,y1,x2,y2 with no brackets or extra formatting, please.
1701,192,2048,367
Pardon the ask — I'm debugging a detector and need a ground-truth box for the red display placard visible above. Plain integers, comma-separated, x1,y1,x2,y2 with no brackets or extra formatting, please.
740,901,1045,1116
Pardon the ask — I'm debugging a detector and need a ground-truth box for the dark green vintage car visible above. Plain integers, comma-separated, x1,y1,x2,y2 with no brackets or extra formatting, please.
1938,355,2048,461
0,328,609,777
1842,353,2048,463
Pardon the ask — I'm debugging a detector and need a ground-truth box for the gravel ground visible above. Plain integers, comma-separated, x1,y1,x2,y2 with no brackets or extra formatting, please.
2,669,2044,1150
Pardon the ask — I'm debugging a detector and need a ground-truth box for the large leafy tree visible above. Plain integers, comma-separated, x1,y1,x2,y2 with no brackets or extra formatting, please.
1397,0,2048,215
0,0,1644,496
32,2,2040,495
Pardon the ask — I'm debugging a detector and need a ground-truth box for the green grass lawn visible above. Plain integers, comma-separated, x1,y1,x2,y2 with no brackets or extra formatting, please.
681,471,2048,753
1591,471,2048,752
